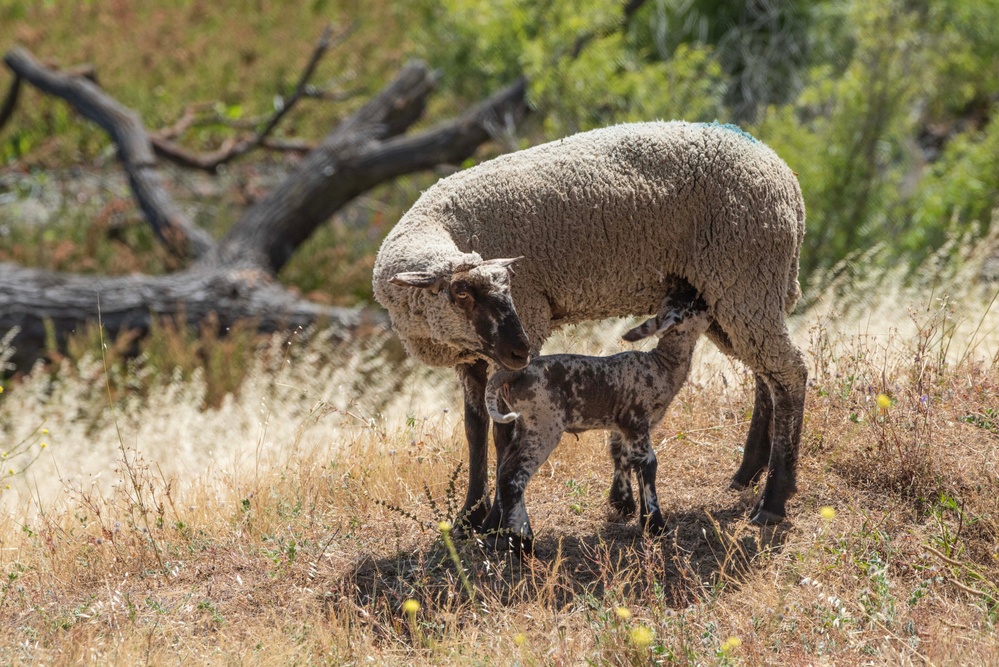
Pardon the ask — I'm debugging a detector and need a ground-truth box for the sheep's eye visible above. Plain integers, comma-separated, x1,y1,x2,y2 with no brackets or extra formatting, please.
453,289,471,301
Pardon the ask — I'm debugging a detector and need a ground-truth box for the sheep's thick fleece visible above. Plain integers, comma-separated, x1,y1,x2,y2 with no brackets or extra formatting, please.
373,120,805,368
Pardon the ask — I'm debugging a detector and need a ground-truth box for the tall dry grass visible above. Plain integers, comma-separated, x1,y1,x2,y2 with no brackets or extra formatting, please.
0,240,997,664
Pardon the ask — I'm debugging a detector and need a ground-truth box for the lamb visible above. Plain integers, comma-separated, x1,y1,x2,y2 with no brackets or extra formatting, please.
372,120,807,530
482,286,711,552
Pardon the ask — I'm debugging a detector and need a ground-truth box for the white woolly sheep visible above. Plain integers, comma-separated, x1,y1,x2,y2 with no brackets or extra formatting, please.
482,287,710,552
373,120,807,530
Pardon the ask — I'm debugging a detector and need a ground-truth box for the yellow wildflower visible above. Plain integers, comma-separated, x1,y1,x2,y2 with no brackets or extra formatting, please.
876,393,892,410
402,599,420,615
629,626,653,647
615,606,632,621
513,632,527,646
40,442,48,449
438,520,452,534
41,429,49,435
819,506,836,521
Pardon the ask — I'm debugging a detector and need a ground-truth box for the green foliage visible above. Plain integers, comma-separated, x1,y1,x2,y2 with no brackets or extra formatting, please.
417,0,725,136
752,0,999,287
903,113,999,262
630,0,821,119
420,0,999,290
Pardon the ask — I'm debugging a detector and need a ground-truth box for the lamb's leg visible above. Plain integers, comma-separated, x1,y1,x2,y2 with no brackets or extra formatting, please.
455,359,491,533
608,432,637,518
487,424,560,555
628,432,667,536
730,374,774,489
481,418,515,533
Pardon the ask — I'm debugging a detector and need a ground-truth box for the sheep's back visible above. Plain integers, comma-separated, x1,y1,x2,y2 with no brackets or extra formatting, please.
410,121,803,338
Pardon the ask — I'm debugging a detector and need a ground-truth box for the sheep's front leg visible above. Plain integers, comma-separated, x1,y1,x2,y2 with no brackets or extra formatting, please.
628,433,667,536
608,432,637,518
455,360,491,533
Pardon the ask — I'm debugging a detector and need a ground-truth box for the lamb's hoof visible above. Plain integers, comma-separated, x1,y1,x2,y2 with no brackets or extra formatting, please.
749,508,785,526
642,516,668,537
609,495,637,519
729,479,749,491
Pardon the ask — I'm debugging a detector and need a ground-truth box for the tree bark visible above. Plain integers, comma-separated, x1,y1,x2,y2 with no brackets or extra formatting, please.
0,263,389,371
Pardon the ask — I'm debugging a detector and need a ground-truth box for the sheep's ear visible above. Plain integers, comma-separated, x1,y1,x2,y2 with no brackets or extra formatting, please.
622,317,659,342
481,256,524,270
390,271,447,292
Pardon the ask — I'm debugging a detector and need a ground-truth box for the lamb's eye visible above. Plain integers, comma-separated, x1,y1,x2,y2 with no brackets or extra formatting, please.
453,288,471,300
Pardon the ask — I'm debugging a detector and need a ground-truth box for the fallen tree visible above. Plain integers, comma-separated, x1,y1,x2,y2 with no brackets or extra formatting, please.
0,28,528,371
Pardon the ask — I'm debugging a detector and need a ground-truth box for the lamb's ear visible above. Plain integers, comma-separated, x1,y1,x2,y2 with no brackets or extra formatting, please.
389,271,448,292
622,316,659,342
653,309,685,337
481,256,524,270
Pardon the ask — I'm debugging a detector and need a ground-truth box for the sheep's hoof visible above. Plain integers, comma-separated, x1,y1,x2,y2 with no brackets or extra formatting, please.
749,508,785,526
729,468,765,491
484,532,534,556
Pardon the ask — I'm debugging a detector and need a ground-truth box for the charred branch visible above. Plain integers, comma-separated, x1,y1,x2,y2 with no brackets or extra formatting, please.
0,72,20,133
209,71,526,273
148,25,351,172
3,48,214,260
0,262,389,371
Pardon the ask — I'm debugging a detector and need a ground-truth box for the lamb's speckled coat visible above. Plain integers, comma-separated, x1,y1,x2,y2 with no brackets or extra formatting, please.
480,300,711,549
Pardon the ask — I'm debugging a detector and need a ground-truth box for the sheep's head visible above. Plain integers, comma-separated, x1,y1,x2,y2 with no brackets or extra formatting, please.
390,257,532,370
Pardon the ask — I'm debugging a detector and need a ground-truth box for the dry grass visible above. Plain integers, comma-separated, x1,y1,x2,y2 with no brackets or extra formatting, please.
1,255,998,664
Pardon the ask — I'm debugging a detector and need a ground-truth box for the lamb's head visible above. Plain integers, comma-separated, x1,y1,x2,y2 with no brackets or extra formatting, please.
389,256,532,370
622,290,710,342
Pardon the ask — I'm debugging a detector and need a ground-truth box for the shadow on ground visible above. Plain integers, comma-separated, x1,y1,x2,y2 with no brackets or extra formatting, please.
337,504,792,619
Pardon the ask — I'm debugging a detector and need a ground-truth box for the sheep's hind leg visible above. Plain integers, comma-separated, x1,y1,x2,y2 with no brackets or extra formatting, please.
608,432,637,518
730,374,774,490
629,433,667,536
749,337,807,526
706,323,773,491
455,360,491,534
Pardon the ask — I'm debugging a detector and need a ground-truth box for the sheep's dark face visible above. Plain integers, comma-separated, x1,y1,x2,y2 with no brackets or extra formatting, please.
390,257,531,370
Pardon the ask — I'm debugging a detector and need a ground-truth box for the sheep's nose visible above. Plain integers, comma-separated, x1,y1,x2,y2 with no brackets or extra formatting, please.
509,349,530,366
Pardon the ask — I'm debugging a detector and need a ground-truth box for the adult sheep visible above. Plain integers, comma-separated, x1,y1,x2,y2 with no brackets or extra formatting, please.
373,120,807,529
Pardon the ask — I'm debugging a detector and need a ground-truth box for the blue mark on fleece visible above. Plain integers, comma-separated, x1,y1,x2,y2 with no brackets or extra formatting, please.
697,120,760,144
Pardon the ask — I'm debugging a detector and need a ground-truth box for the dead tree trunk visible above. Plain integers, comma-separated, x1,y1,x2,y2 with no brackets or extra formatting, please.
0,35,528,372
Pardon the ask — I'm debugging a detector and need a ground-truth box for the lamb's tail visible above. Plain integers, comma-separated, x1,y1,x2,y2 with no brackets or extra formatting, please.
485,378,519,423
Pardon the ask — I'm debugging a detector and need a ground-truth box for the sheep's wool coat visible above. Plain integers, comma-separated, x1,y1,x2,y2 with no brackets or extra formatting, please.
373,121,805,368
